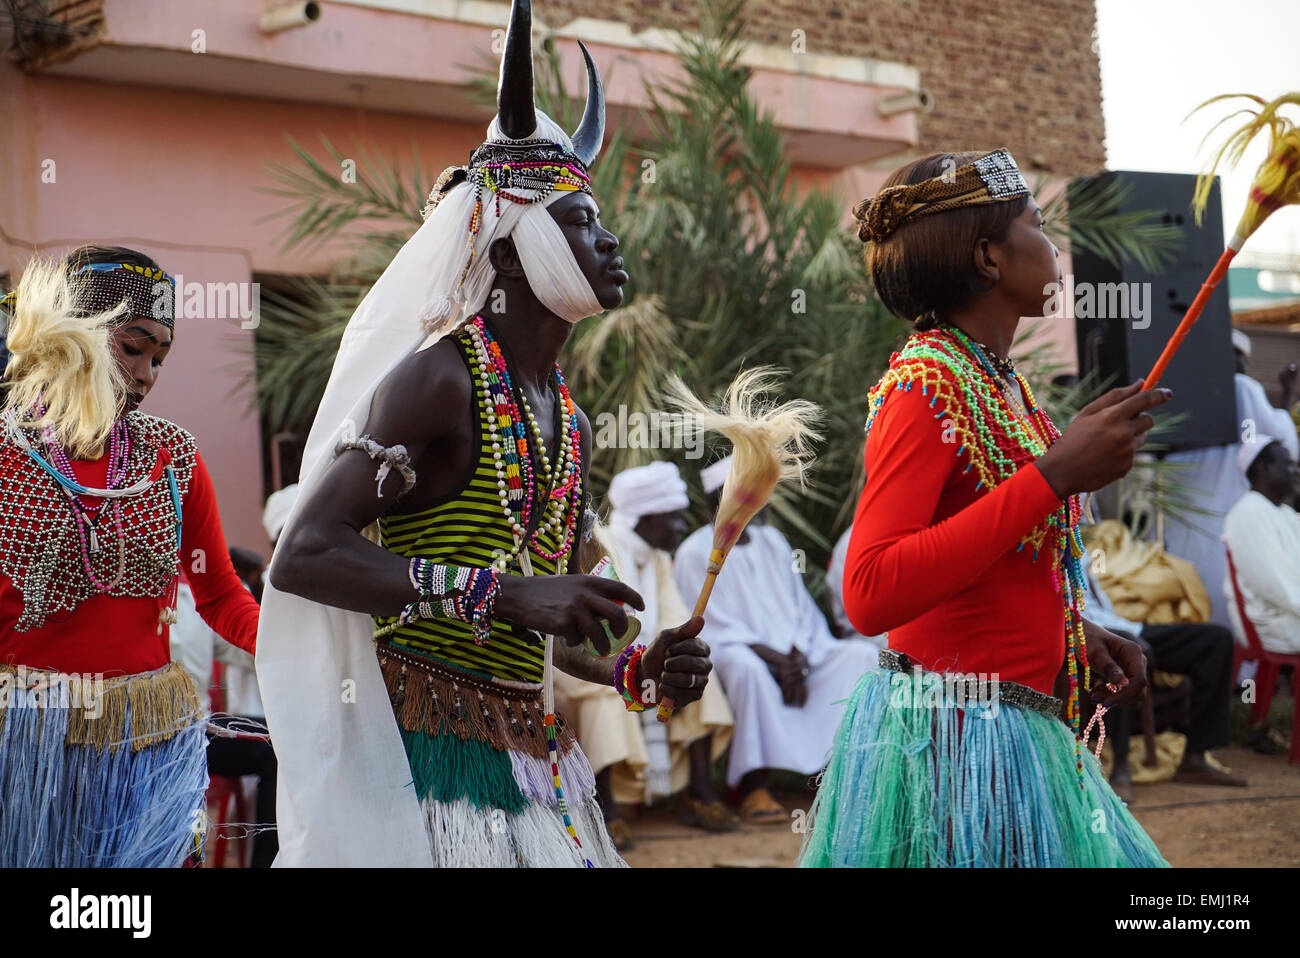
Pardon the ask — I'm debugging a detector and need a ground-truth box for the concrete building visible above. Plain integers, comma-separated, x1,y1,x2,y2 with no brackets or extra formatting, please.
1,0,1106,555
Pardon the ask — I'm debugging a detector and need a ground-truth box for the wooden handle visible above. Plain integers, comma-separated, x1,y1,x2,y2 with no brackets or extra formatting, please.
657,561,723,723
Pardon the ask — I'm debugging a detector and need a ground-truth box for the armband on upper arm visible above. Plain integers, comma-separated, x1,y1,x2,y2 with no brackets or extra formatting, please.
335,435,417,500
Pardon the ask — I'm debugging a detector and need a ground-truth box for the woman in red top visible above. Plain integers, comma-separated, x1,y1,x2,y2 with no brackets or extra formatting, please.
800,152,1169,867
0,246,259,867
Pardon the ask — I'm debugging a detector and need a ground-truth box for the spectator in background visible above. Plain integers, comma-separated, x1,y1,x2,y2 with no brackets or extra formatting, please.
1078,544,1245,795
826,525,888,655
674,456,876,825
555,461,735,851
1222,436,1300,754
1162,330,1299,628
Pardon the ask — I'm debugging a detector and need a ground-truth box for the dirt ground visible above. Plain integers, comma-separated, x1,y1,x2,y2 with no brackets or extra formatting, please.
618,745,1300,868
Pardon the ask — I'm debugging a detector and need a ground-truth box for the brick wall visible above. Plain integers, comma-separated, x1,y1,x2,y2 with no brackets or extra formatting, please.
545,0,1106,176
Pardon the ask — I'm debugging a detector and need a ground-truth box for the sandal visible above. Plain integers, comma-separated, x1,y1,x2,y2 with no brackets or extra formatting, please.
738,787,786,826
680,797,741,832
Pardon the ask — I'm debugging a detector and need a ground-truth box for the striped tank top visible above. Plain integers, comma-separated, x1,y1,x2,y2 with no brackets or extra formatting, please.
374,328,573,684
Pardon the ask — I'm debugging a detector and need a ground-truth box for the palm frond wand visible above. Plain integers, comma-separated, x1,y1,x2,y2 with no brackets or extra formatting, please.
656,367,822,722
1145,92,1300,389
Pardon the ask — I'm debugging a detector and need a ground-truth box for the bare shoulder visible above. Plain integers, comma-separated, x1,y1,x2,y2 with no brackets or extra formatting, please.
365,336,472,448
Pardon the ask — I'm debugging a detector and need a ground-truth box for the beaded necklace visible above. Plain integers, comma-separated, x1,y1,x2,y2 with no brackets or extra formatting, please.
38,407,132,593
466,316,592,864
466,316,583,572
865,324,1091,785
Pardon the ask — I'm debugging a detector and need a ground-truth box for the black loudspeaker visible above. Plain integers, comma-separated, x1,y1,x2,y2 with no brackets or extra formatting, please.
1069,171,1238,451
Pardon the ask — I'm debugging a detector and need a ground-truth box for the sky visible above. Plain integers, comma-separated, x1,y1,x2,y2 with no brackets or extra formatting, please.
1096,0,1300,259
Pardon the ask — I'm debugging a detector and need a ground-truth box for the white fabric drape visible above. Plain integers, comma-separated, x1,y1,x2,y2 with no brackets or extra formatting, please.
255,114,606,867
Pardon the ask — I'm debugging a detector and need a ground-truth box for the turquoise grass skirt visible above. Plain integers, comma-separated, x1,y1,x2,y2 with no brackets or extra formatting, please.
799,666,1169,867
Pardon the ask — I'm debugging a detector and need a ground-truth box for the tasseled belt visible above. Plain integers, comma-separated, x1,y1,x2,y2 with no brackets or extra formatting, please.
376,642,578,760
0,661,202,752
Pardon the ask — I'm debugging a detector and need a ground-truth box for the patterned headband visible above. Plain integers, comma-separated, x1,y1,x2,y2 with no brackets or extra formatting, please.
423,138,592,219
74,262,177,329
854,149,1031,244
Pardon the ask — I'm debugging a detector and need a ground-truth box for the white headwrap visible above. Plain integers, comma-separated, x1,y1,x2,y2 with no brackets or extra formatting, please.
1231,328,1252,359
608,461,689,531
255,112,606,867
1238,433,1277,475
700,455,733,495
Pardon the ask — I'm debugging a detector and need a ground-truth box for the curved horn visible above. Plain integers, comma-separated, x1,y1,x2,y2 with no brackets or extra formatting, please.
496,0,536,140
570,40,605,167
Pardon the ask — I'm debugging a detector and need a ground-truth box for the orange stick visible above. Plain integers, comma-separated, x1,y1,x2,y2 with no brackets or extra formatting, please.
1142,247,1237,389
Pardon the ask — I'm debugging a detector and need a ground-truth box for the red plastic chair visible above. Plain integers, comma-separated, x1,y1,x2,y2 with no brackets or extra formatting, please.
204,662,251,866
1225,548,1300,765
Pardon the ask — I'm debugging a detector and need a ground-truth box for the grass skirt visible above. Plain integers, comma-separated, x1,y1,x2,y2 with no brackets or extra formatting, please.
0,662,207,867
404,730,625,867
798,666,1169,867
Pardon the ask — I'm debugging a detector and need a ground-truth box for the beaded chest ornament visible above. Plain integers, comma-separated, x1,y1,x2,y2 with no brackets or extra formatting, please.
2,407,185,632
865,324,1092,785
470,314,591,864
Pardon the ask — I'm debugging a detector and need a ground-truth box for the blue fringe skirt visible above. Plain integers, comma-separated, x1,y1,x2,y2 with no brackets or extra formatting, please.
799,655,1169,868
0,662,208,867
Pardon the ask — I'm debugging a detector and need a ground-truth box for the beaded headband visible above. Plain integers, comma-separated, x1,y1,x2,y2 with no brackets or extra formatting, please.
424,137,596,298
74,263,177,329
854,149,1031,244
423,139,592,220
0,263,177,330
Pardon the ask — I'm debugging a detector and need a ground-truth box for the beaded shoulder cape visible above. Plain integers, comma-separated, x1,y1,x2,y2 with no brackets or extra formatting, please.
865,325,1093,744
0,412,197,631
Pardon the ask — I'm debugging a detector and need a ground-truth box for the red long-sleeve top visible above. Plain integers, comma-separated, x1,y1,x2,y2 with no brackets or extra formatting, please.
844,383,1067,696
0,450,259,677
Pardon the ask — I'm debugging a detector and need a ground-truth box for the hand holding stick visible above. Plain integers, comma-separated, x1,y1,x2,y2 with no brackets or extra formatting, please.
654,368,821,722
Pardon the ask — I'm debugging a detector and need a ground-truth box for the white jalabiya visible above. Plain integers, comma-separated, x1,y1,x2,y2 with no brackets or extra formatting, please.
826,526,889,654
1222,490,1300,654
674,523,876,786
255,115,607,867
1161,374,1299,628
554,522,733,804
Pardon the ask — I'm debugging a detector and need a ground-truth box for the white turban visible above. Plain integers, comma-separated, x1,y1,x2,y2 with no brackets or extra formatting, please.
1238,434,1277,475
1231,329,1252,359
262,483,300,543
609,461,688,530
700,455,732,495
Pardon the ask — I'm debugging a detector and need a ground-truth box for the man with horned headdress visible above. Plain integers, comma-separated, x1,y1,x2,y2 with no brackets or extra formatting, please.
256,0,713,867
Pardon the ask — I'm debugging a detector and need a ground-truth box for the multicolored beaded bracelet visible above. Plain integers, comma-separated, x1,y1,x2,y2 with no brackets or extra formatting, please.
614,645,651,712
401,558,501,645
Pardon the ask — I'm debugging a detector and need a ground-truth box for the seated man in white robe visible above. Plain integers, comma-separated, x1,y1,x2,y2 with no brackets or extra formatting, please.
675,456,877,825
1163,331,1299,627
555,461,734,851
1223,435,1300,657
827,525,888,653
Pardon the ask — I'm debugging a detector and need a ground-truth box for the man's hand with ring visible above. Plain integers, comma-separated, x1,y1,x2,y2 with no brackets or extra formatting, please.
640,616,712,708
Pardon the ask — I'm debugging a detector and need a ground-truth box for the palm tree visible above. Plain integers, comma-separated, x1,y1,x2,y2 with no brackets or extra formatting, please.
249,0,1181,605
